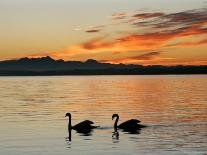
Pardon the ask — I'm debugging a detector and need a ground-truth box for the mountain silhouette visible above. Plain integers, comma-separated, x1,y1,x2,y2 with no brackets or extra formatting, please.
0,56,206,75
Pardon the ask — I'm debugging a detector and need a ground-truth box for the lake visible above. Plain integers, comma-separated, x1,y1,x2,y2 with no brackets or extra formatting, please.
0,75,206,155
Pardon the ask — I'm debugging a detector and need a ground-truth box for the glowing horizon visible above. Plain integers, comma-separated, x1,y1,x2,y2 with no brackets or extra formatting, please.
0,0,207,65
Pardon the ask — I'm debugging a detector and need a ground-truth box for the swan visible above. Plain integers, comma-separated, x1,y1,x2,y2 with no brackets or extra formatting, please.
65,113,97,133
112,114,146,131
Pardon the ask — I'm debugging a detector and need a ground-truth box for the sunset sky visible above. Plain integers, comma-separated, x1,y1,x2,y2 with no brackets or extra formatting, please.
0,0,207,65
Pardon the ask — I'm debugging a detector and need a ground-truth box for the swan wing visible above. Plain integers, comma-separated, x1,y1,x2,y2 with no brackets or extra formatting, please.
72,120,94,130
118,119,141,129
83,120,94,124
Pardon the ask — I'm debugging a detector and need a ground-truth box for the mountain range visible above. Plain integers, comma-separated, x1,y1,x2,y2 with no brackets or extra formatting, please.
0,56,206,75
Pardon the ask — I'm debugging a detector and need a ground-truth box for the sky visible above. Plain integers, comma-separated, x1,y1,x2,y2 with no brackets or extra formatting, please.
0,0,207,65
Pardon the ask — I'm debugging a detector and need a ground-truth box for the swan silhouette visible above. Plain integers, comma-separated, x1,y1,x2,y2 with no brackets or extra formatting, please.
65,113,97,134
112,114,146,131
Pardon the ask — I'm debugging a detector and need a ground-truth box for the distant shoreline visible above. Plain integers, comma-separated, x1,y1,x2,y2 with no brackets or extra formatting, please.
0,56,206,76
0,70,206,76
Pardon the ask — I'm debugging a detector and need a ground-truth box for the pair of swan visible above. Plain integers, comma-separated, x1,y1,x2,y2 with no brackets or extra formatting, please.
65,113,146,133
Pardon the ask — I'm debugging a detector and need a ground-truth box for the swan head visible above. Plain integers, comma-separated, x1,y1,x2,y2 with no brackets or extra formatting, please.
65,113,71,117
112,114,119,120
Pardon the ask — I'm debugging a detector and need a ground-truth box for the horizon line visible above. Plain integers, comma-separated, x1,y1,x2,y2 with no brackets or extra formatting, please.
0,56,207,67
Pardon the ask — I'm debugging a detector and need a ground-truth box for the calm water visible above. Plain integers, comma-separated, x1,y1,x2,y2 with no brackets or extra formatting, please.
0,75,206,155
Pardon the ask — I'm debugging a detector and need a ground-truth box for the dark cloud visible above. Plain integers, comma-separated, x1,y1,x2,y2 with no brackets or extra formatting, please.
85,29,102,33
85,25,104,33
132,8,207,31
163,9,207,23
132,12,165,19
126,12,164,24
132,52,161,60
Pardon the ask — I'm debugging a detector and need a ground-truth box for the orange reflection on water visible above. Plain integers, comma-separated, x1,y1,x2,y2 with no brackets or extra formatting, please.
0,75,207,155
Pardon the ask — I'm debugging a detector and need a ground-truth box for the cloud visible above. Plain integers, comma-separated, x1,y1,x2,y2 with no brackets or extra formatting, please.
30,22,206,61
149,60,207,66
101,51,175,65
167,38,207,47
27,8,207,66
85,25,104,33
163,9,207,24
133,12,165,19
85,29,101,33
74,28,82,31
111,12,128,20
114,52,162,63
77,23,207,53
132,8,207,31
127,12,165,23
132,12,164,21
131,52,161,60
102,55,207,66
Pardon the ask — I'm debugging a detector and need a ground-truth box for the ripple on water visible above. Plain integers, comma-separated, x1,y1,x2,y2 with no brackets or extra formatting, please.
0,75,207,155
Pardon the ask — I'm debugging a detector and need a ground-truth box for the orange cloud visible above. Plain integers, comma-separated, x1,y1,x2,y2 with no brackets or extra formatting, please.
104,56,207,66
168,38,207,47
28,22,207,61
28,8,207,66
76,22,207,53
131,52,161,60
149,60,207,66
102,51,174,65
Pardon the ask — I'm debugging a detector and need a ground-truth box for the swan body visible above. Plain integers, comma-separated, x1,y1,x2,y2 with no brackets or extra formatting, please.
72,120,96,130
65,113,97,133
112,114,146,131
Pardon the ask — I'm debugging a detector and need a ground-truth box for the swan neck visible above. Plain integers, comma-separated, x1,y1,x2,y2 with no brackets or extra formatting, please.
68,115,72,141
114,115,119,129
68,115,72,130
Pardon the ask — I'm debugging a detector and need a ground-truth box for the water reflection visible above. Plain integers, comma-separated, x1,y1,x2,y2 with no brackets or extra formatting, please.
112,129,119,143
66,126,94,142
123,128,142,134
65,129,94,148
68,128,72,142
0,75,207,155
65,136,72,148
76,129,94,136
112,127,143,144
